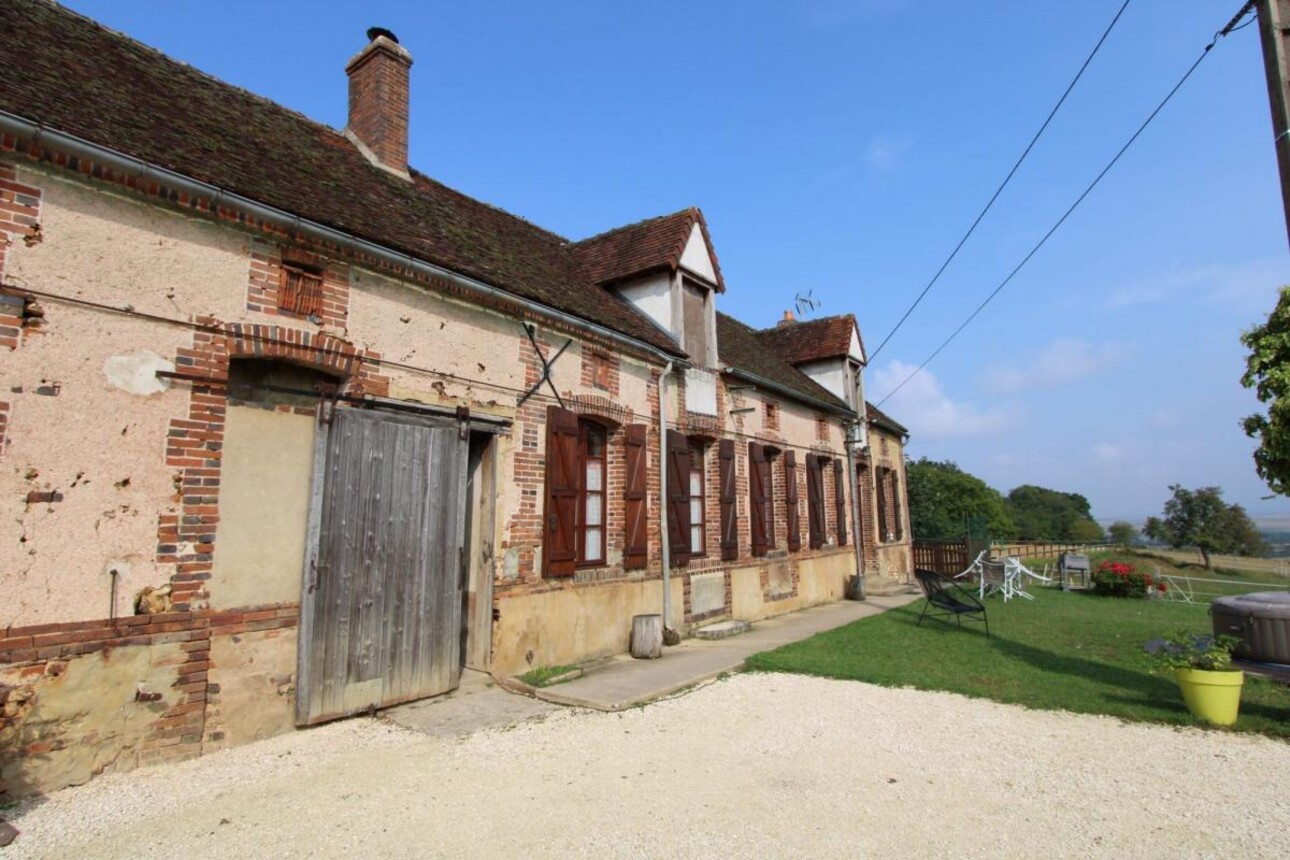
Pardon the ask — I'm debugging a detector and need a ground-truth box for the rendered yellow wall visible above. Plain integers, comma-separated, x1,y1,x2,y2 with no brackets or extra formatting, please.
491,578,684,676
207,407,315,611
203,628,298,749
729,549,850,622
0,641,186,796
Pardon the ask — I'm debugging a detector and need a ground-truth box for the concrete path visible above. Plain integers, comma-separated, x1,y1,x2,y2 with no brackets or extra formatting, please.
383,669,560,737
383,593,919,736
532,593,919,711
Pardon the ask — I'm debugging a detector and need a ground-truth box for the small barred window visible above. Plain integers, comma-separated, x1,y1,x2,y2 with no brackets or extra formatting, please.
278,262,324,317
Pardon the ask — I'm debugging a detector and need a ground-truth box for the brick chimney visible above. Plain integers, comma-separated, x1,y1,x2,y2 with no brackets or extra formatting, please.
345,27,413,177
777,309,796,328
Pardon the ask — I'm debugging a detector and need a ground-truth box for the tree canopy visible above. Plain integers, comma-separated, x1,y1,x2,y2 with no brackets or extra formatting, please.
1108,521,1137,546
905,458,1014,541
1005,484,1105,542
1142,485,1267,568
1241,286,1290,495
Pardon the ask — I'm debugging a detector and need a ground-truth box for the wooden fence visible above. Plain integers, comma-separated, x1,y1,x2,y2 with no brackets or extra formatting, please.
912,540,969,576
1135,549,1290,579
990,542,1110,561
912,540,1111,576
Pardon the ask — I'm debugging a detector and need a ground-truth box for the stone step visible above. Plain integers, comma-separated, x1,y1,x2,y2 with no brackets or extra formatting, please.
864,579,920,597
694,619,751,640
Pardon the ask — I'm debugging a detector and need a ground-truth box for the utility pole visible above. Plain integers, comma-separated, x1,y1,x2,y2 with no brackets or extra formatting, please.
1256,0,1290,249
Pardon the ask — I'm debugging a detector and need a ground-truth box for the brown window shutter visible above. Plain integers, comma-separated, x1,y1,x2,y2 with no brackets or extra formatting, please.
834,459,848,546
892,472,904,541
542,405,580,577
719,439,738,560
666,429,692,567
875,466,889,543
784,450,800,552
748,442,768,557
805,455,823,549
623,424,649,570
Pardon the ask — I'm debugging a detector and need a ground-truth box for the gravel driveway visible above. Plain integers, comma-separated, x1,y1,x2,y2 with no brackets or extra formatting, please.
6,673,1289,859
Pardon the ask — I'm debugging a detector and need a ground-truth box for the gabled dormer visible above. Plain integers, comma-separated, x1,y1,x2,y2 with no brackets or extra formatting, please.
755,313,867,410
574,207,724,370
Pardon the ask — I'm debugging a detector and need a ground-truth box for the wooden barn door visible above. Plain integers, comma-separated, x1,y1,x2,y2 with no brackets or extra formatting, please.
296,408,468,726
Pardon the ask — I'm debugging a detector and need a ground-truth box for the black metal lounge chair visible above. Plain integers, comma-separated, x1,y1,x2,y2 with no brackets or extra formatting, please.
914,568,989,636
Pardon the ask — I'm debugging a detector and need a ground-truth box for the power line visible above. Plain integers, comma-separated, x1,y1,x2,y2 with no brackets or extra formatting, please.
1,281,852,458
867,0,1134,363
875,2,1256,408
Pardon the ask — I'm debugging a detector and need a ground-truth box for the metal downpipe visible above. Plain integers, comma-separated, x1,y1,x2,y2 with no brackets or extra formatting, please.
658,361,675,631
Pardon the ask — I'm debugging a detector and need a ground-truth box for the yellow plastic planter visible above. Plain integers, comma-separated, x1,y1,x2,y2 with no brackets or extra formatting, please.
1174,668,1244,726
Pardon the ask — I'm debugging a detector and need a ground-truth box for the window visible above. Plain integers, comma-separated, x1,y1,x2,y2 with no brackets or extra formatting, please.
875,466,890,543
576,421,607,566
749,442,769,557
890,469,904,542
543,406,612,577
834,459,848,546
681,280,710,366
718,439,738,561
663,429,694,566
689,439,707,556
785,451,801,552
806,455,827,549
278,260,324,317
764,401,780,431
763,449,777,549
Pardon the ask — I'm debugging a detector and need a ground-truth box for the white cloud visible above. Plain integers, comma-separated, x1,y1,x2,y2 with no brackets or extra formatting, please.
869,360,1011,439
1148,408,1178,430
1092,442,1125,464
864,134,913,172
1104,259,1288,315
981,338,1126,394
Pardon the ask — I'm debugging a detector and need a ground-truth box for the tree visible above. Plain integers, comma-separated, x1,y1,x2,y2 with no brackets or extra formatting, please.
1006,484,1103,541
1241,286,1290,495
1069,518,1107,542
1142,485,1268,568
905,458,1014,541
1108,520,1137,546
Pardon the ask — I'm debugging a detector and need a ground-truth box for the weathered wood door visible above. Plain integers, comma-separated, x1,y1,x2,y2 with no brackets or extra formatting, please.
296,408,468,726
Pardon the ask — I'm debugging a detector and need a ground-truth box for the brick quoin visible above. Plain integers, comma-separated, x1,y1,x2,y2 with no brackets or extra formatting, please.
0,159,42,350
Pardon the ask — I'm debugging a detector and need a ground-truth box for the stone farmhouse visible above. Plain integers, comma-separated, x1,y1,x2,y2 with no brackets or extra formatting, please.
0,0,910,797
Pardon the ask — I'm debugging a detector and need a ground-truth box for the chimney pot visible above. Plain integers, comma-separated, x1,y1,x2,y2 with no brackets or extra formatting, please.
777,310,796,327
346,30,414,175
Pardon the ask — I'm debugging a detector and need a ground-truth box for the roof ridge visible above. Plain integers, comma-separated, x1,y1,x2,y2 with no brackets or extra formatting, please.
35,0,582,257
573,206,696,246
753,312,856,334
2,1,690,355
43,0,353,149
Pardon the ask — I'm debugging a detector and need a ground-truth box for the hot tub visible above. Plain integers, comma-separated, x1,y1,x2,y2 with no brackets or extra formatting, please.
1211,592,1290,664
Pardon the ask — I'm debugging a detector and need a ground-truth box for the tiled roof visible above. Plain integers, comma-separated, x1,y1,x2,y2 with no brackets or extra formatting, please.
715,312,850,413
865,401,908,437
0,0,685,357
574,207,725,291
755,314,861,366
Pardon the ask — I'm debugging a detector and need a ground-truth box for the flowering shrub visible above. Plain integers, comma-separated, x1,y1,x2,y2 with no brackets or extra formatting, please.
1091,560,1166,598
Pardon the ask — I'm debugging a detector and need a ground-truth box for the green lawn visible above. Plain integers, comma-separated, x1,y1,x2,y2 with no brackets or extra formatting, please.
746,588,1290,738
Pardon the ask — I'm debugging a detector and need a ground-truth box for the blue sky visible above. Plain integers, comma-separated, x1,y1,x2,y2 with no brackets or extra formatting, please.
62,0,1290,527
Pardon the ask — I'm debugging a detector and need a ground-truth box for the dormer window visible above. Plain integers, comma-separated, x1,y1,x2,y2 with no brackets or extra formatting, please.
681,279,713,367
